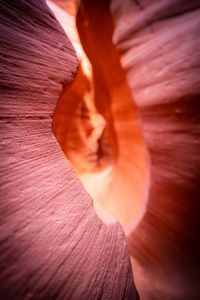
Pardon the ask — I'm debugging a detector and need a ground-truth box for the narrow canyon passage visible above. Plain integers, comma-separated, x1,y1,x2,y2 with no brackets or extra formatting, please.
0,1,138,299
1,0,200,300
52,0,200,299
53,0,150,230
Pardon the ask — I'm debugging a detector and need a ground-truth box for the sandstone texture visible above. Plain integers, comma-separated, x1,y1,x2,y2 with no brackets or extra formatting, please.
1,0,200,299
52,0,200,299
110,0,200,299
0,1,138,299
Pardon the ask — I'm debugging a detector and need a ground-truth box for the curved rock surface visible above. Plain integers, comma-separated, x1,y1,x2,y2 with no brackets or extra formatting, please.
53,0,150,232
0,1,138,299
52,0,200,299
111,0,200,299
2,0,200,299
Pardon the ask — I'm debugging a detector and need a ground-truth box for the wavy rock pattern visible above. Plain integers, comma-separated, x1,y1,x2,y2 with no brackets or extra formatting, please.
52,0,200,299
1,0,200,299
110,0,200,299
53,0,150,232
0,1,138,299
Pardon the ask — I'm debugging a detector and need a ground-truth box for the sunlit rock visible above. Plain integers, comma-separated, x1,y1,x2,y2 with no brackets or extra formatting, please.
53,0,150,232
52,0,200,299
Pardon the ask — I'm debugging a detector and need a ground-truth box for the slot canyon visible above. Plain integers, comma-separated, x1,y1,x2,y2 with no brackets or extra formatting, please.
0,0,200,299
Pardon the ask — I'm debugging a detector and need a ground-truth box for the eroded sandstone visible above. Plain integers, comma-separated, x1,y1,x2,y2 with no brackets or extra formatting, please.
0,1,138,299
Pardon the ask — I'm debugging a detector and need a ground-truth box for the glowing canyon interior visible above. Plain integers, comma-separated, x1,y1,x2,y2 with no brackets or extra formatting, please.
0,0,200,299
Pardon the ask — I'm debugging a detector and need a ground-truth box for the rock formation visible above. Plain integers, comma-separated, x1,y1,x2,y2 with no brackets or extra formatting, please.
1,0,200,299
110,1,200,299
0,1,138,299
53,0,150,232
52,0,200,299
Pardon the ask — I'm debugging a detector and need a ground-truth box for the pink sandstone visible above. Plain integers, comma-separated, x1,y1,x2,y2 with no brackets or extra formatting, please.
0,1,138,299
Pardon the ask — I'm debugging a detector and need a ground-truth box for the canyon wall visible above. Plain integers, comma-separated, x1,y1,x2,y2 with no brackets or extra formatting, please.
110,0,200,299
52,0,200,299
1,0,200,299
0,1,137,299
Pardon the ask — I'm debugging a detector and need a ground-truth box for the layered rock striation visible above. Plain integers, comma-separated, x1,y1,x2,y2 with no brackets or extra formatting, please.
0,1,138,299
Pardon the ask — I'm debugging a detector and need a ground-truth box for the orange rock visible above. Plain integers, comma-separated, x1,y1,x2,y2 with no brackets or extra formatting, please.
52,0,200,299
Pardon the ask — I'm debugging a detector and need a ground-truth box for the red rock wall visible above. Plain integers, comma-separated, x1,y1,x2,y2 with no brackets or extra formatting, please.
52,0,200,299
2,0,200,299
110,0,200,299
0,1,138,299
